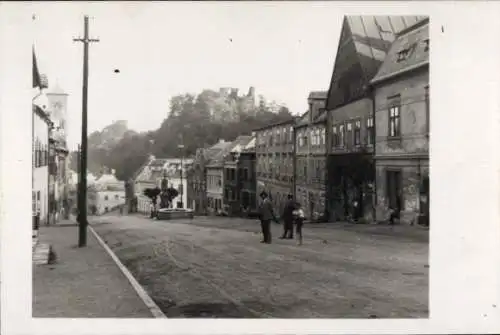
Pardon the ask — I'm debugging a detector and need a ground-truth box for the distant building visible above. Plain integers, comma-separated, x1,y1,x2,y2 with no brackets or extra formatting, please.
47,84,70,222
187,140,232,214
254,118,297,217
294,91,328,221
222,136,255,216
370,18,429,225
324,16,425,222
205,140,234,215
133,156,194,213
238,138,257,214
89,171,126,215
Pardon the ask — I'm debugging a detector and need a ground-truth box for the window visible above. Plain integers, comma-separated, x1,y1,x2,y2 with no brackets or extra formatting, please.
289,126,293,142
423,39,429,52
366,117,374,145
332,126,337,147
303,133,308,146
388,96,401,137
104,195,109,201
354,120,361,146
339,124,345,147
346,122,352,147
115,194,119,199
311,129,316,146
321,129,325,145
425,86,430,135
397,43,416,62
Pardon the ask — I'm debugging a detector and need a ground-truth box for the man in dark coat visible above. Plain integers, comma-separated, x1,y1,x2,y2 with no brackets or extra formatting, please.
280,194,295,239
258,191,278,244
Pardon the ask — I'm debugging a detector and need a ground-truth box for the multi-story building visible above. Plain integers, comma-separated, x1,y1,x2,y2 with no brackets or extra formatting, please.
370,18,429,225
133,157,194,213
206,140,234,214
255,118,296,217
32,48,51,230
47,84,70,222
187,140,232,214
324,16,425,222
294,91,328,221
238,137,257,215
223,136,254,216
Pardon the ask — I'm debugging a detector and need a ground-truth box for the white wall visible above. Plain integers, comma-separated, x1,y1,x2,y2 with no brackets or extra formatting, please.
95,190,126,215
33,111,50,223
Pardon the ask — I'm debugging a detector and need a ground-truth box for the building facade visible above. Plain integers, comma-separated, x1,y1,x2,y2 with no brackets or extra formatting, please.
47,85,70,221
255,118,296,217
205,141,233,214
294,92,328,221
370,18,429,225
238,138,257,215
324,16,424,222
187,140,232,214
32,49,51,229
91,171,126,215
134,157,194,212
222,136,254,216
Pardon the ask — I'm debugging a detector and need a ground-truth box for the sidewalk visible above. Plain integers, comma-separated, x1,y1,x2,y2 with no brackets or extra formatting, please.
32,223,155,318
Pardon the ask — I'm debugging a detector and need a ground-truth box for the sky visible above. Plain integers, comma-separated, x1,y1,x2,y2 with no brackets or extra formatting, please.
33,2,347,150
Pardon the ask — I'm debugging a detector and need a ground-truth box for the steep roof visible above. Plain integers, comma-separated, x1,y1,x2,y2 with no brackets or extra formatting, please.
325,15,426,111
370,18,429,86
229,135,253,154
242,137,256,153
206,141,233,167
308,91,328,100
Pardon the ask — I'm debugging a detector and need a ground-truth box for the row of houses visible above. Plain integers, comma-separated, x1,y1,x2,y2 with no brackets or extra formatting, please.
183,16,429,226
32,47,70,232
256,16,429,225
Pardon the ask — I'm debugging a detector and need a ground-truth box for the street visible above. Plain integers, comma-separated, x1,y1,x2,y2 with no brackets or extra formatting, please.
93,215,428,318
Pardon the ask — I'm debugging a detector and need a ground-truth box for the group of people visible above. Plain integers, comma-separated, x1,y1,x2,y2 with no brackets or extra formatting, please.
258,191,305,245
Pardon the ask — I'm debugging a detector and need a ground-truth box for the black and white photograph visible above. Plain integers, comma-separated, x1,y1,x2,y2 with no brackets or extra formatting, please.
32,9,430,319
1,1,500,335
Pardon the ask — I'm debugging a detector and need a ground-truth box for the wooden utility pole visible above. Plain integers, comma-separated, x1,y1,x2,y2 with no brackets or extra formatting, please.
74,16,99,247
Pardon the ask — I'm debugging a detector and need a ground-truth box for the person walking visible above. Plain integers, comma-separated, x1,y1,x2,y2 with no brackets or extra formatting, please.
293,202,306,246
280,194,295,239
258,191,278,244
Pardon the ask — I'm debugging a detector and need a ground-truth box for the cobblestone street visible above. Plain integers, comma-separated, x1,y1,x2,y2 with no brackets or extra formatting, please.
92,215,428,318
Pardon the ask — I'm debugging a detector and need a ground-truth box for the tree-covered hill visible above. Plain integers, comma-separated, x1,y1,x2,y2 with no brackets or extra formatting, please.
71,89,293,181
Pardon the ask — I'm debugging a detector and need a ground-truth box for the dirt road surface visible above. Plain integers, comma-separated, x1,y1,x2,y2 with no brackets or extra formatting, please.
93,215,428,318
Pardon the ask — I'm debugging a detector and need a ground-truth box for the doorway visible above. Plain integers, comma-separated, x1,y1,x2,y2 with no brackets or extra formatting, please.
386,170,402,212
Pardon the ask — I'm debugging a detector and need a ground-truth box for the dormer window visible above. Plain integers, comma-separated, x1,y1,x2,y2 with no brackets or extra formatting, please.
422,39,429,52
396,43,416,62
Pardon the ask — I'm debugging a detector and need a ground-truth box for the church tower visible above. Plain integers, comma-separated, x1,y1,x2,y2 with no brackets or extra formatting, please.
46,83,69,144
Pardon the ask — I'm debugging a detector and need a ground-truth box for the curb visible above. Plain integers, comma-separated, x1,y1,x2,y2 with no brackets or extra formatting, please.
88,226,167,318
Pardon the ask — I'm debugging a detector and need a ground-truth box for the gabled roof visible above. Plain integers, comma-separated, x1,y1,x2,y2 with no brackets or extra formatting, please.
325,16,426,111
229,135,253,154
206,141,234,168
370,18,429,86
242,137,256,153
